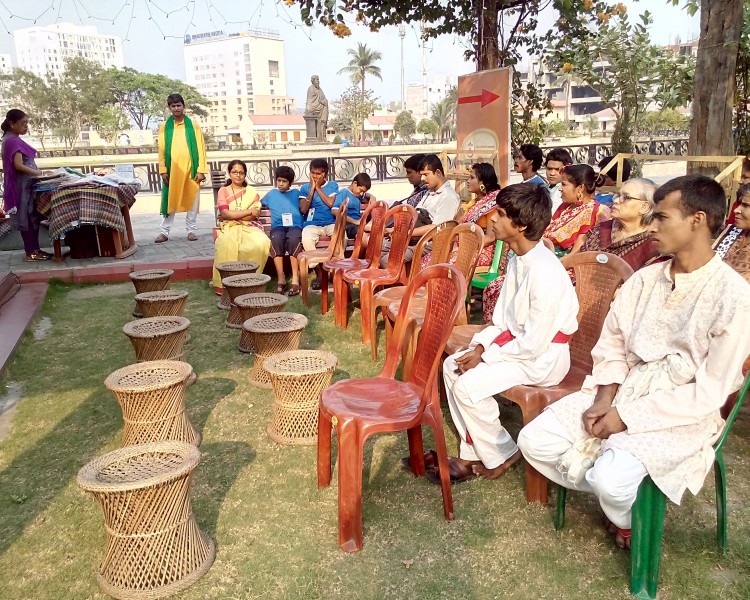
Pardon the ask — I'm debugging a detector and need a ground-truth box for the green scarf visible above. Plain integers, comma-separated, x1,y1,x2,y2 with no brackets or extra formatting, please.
160,114,199,216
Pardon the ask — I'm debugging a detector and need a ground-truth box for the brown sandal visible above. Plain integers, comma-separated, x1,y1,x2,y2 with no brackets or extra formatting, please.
287,284,300,296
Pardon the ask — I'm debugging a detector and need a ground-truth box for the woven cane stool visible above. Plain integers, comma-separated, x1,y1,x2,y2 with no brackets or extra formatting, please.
129,269,174,318
265,350,337,445
134,289,188,318
222,273,272,328
77,441,215,600
235,292,288,353
123,316,190,364
245,312,308,389
105,361,199,447
215,261,260,310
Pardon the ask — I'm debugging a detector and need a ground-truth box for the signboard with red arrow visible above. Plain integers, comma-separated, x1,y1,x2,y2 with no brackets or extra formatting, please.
456,68,511,186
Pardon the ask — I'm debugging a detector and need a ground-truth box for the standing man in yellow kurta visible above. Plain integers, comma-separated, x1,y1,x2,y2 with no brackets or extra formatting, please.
155,93,208,243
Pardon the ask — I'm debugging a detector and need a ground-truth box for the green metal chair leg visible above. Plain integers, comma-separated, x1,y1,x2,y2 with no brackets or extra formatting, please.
555,485,567,530
714,453,728,554
630,476,667,600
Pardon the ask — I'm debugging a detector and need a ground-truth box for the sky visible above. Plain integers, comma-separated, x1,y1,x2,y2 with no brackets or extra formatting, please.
0,0,699,107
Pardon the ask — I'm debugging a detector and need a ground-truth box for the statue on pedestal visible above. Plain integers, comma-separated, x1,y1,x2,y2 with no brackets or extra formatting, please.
304,75,329,142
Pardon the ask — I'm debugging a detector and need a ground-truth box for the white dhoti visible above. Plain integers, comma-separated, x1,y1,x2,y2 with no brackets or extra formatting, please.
442,343,571,469
518,409,647,529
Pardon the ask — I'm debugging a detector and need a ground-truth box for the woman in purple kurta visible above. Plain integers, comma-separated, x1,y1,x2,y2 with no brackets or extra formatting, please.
1,109,49,261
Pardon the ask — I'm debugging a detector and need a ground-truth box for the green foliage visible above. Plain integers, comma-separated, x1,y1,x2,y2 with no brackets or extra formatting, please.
373,130,383,143
549,10,695,154
393,111,416,140
417,117,439,138
544,119,569,137
337,42,383,98
332,134,342,144
431,98,456,142
584,115,600,137
332,85,380,141
641,109,690,137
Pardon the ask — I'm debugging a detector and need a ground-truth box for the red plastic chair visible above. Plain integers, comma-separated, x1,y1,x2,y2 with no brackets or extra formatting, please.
323,200,388,324
318,264,467,552
369,220,458,358
385,223,484,378
340,204,418,345
298,198,349,308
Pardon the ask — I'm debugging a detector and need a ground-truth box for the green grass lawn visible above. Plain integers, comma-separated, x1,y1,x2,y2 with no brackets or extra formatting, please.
0,279,748,599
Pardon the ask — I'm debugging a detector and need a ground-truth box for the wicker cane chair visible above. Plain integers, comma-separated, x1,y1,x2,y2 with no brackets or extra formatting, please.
339,204,418,345
234,292,288,353
77,441,215,599
265,350,338,445
298,198,349,308
123,316,190,363
385,223,484,378
105,360,199,447
369,220,458,359
444,251,634,504
215,261,260,309
244,312,309,389
318,264,467,552
129,269,173,318
134,289,188,318
221,273,272,328
323,200,388,322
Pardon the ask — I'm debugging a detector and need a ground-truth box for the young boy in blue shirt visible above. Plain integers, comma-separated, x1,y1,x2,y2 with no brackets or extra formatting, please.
262,165,303,295
333,173,374,239
300,158,340,290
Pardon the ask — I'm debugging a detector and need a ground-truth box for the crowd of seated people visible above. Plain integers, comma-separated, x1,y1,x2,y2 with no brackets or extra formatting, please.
209,146,750,556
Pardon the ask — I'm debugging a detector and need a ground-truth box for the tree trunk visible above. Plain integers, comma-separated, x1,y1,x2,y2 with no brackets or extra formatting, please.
475,0,499,71
688,0,743,175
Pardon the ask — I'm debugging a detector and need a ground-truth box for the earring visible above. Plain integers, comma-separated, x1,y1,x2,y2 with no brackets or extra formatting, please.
479,184,486,193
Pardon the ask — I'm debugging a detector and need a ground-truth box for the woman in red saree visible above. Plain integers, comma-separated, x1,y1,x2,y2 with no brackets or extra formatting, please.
481,164,609,322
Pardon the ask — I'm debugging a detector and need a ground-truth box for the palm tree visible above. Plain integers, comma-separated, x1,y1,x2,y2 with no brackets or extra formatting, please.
337,42,383,99
431,98,456,142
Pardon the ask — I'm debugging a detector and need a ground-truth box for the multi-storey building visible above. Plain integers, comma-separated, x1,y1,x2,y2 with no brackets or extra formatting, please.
13,23,123,79
183,29,292,137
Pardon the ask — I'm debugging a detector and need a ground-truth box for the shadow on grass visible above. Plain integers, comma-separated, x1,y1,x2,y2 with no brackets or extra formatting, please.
187,376,236,434
192,440,256,544
0,390,120,557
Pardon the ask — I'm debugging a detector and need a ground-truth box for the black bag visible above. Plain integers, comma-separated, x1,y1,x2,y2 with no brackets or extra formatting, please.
414,208,433,228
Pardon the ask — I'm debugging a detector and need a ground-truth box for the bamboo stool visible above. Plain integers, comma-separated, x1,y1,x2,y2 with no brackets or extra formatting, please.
105,361,199,447
265,350,337,445
235,292,288,353
134,289,191,343
123,316,190,364
215,261,260,310
222,273,272,328
244,312,308,389
129,269,173,318
77,441,215,600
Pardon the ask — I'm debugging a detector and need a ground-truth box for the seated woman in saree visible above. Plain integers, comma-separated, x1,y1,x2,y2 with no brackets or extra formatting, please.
560,177,660,272
714,182,750,284
211,160,271,293
481,164,609,322
419,162,501,270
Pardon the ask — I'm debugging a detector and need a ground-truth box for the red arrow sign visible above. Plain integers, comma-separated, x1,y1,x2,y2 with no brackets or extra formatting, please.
458,89,500,108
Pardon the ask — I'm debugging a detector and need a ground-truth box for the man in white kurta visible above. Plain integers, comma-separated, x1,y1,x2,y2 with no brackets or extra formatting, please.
438,183,579,482
519,174,750,546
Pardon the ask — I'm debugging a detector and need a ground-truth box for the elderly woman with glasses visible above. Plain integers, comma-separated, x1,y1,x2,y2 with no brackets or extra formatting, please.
211,159,271,293
560,177,660,271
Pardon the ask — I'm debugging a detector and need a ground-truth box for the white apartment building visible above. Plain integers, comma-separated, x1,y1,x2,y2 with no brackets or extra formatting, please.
13,23,123,79
0,53,12,116
404,75,458,119
183,29,291,137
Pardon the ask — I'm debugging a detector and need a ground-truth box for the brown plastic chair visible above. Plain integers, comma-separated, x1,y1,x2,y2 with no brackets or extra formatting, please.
369,220,458,359
298,198,349,308
445,251,634,504
323,200,388,322
318,264,467,552
341,204,418,344
386,223,484,378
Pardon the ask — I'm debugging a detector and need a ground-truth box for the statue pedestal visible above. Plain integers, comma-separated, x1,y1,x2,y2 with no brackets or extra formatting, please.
304,116,320,143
